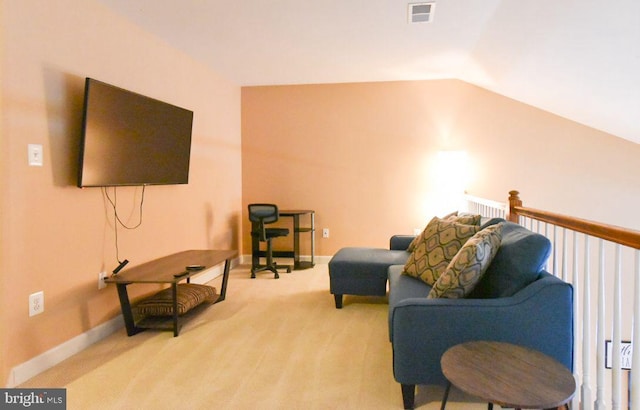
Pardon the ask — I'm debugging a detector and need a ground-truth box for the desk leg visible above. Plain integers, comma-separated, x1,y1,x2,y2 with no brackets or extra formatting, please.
293,214,301,268
115,283,142,337
310,212,315,266
218,258,231,302
251,222,260,272
172,283,179,337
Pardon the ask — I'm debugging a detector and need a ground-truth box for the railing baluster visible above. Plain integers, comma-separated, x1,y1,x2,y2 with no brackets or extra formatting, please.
595,239,606,410
612,244,622,410
572,231,581,410
562,227,568,281
632,250,640,410
583,235,593,410
552,224,558,276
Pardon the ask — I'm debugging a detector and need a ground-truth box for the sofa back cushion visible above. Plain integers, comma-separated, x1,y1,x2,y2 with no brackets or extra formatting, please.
468,222,551,298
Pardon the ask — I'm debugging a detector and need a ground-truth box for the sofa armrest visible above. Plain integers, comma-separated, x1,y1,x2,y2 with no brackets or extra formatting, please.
390,235,416,251
389,273,573,386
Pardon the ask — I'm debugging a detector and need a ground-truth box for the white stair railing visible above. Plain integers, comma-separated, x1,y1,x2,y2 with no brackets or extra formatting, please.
465,191,640,409
463,193,507,219
633,251,640,408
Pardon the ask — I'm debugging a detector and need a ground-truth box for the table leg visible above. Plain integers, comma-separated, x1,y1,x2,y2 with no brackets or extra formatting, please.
441,382,451,410
115,283,142,337
218,258,231,302
172,283,179,337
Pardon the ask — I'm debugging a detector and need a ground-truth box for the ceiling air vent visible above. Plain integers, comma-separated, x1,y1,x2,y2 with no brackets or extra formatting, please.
408,2,436,23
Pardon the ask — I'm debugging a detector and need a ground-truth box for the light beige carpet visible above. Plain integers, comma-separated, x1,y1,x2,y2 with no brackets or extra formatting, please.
20,263,487,409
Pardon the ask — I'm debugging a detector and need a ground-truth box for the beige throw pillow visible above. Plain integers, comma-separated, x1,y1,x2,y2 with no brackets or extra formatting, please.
450,213,482,226
402,218,480,285
428,223,503,299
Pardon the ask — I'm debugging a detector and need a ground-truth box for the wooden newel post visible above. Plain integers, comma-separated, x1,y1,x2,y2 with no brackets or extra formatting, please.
508,190,521,223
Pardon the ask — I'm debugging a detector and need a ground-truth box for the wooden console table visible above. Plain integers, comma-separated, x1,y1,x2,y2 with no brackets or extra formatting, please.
441,341,575,409
104,249,237,337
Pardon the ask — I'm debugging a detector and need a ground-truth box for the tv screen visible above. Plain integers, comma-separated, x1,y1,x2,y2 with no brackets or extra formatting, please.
77,78,193,187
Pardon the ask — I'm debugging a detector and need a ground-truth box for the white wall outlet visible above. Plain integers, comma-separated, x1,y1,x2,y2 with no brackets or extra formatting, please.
98,272,107,290
322,228,330,238
28,144,44,167
29,291,44,316
413,228,422,235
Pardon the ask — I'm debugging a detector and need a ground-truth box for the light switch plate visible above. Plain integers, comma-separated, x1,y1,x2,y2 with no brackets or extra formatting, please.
28,144,43,166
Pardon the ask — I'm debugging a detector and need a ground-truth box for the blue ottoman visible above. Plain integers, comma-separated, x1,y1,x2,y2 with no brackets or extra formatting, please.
329,247,409,308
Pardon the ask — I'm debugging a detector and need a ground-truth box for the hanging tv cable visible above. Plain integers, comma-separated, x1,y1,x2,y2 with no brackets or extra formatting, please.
102,185,146,274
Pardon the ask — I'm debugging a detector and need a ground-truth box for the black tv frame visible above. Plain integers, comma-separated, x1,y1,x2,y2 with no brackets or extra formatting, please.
77,78,194,188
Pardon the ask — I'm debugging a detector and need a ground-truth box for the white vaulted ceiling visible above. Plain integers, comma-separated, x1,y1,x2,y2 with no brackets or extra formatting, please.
97,0,640,143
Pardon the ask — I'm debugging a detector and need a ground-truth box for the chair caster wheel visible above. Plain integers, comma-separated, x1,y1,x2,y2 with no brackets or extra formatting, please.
286,267,292,273
274,273,280,279
251,272,256,279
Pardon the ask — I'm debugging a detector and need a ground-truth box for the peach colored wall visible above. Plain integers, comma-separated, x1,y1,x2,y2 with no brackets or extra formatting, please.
1,1,241,384
0,0,6,389
241,80,640,257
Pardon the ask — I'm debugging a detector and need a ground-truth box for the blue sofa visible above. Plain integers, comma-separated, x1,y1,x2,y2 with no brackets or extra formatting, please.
387,221,574,409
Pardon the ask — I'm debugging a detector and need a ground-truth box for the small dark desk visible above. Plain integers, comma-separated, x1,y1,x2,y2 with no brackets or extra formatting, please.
251,209,315,271
105,249,237,337
441,341,575,410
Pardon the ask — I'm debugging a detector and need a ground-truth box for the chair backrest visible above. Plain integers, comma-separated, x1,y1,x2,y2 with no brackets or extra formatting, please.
248,204,279,224
248,204,279,242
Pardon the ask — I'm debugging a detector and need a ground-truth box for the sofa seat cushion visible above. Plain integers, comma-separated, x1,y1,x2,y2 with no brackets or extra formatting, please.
402,217,480,286
388,265,432,341
329,247,409,296
428,223,503,298
389,265,432,304
468,222,551,298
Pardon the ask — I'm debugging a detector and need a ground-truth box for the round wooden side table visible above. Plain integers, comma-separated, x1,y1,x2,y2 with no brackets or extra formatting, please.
441,341,575,409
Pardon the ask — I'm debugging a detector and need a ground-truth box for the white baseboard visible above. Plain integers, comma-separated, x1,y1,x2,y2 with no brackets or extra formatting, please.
6,257,241,388
6,315,123,387
189,261,226,285
240,254,331,265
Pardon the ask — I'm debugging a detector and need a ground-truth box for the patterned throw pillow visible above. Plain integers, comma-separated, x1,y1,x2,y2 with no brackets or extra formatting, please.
428,223,503,299
451,213,482,226
407,213,481,252
402,218,481,285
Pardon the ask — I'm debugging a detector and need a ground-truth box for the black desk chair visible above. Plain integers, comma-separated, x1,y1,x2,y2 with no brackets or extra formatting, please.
248,204,292,279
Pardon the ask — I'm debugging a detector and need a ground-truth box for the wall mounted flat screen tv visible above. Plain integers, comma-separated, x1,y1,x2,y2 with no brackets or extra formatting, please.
77,78,193,187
